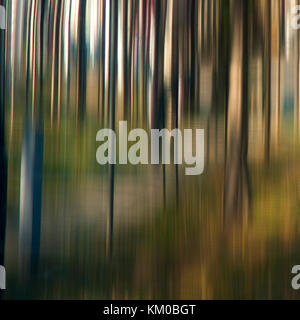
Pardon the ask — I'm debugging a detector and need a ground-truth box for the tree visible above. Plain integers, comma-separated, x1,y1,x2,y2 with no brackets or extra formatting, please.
0,0,7,270
224,0,250,224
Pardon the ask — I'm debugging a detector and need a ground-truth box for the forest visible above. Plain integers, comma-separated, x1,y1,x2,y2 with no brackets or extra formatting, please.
1,0,300,300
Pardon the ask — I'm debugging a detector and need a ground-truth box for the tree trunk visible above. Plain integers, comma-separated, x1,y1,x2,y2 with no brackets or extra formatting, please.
224,0,250,225
0,0,7,269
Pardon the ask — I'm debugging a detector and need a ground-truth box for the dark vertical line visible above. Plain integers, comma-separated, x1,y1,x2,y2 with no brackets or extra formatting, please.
39,0,45,115
128,0,134,120
67,1,71,110
265,0,271,163
163,164,166,208
101,0,106,125
30,127,44,276
97,1,101,119
190,0,196,106
77,0,87,120
26,1,33,109
223,0,230,165
52,0,62,121
31,0,45,276
108,0,118,258
242,0,251,217
123,0,128,118
277,0,281,137
281,0,285,49
242,0,249,153
140,0,147,119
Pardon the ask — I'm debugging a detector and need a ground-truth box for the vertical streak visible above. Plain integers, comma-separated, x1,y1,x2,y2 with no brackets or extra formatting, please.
58,0,65,125
264,0,271,163
32,0,40,116
101,0,106,123
51,0,59,125
0,0,7,272
107,0,118,258
76,0,87,121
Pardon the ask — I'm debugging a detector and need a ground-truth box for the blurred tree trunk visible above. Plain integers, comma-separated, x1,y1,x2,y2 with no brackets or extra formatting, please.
295,0,300,136
275,0,281,146
128,0,135,121
218,0,230,112
224,0,250,224
101,0,106,123
77,0,87,120
151,0,167,128
107,0,118,257
57,0,65,122
123,0,128,117
264,0,271,163
66,0,72,110
171,0,179,128
189,0,198,108
19,115,44,279
0,0,7,269
19,0,45,278
171,0,180,206
139,0,147,121
50,0,62,123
